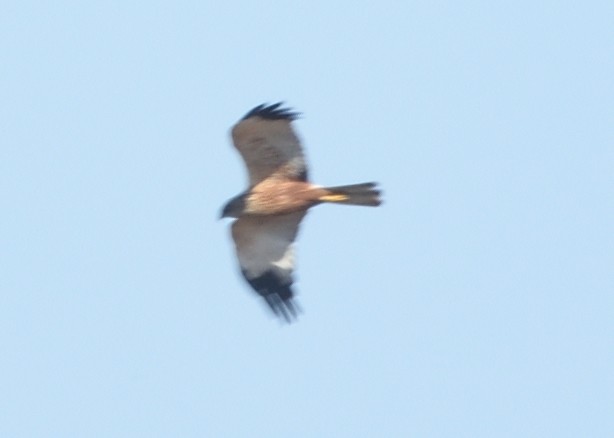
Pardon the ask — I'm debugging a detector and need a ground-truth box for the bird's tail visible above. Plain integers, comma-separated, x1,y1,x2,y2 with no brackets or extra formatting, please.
317,182,382,207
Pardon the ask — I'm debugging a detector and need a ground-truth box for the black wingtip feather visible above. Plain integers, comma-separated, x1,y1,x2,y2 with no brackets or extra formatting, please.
241,102,301,121
242,270,301,323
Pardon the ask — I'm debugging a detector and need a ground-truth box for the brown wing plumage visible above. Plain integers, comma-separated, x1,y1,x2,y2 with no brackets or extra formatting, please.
231,210,307,321
231,103,308,187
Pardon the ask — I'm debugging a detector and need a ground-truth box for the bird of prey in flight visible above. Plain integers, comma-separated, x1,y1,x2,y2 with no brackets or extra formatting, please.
220,103,382,322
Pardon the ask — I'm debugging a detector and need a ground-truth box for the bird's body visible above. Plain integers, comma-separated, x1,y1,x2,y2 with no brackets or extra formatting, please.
221,103,382,321
246,180,324,215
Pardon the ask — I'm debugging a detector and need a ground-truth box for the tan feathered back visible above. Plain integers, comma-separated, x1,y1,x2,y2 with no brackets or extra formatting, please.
231,103,308,187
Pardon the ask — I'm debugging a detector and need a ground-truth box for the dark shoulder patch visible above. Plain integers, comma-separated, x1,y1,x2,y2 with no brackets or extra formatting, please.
296,168,309,182
241,102,301,121
242,270,300,322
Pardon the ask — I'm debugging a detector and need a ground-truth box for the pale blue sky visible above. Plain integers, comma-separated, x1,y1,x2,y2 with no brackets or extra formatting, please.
1,1,612,437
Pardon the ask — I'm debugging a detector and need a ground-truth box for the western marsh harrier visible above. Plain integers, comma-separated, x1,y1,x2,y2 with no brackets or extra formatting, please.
220,103,382,321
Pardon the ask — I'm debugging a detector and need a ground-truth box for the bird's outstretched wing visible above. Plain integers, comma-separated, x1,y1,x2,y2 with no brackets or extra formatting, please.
231,211,307,321
231,103,308,187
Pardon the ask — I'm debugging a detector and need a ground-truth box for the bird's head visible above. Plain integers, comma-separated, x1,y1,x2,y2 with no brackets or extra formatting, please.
219,194,247,219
